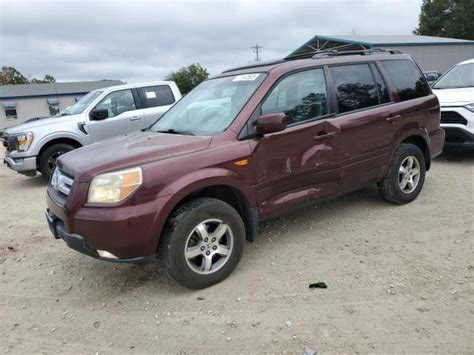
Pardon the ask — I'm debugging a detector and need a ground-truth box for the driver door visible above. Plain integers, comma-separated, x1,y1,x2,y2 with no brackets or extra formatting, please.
88,89,145,142
249,67,341,217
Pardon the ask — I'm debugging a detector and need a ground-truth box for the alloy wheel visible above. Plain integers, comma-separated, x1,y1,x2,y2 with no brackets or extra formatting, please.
184,219,234,275
398,156,421,194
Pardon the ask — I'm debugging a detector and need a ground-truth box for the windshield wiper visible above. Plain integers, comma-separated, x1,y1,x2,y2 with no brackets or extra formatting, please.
155,128,195,136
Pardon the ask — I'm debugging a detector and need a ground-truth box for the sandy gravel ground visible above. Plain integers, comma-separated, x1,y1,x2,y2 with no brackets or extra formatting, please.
0,146,473,354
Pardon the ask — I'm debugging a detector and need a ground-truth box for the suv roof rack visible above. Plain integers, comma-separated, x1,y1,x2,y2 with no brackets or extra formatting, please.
222,59,286,73
223,48,403,74
285,48,402,61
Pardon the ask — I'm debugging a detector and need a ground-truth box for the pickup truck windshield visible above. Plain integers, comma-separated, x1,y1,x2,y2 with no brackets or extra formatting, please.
63,90,104,115
150,73,266,135
433,63,474,89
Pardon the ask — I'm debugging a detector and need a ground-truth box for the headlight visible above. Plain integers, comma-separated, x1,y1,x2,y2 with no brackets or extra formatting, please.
17,132,34,152
464,103,474,112
87,167,142,204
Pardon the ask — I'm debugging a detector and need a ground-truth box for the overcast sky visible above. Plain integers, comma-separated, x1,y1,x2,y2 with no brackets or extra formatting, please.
0,0,422,83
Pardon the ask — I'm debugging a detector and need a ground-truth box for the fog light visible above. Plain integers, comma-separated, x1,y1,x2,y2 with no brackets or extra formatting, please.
97,250,118,259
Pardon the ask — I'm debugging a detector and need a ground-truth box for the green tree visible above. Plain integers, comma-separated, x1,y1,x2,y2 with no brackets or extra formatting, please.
31,74,56,84
414,0,474,40
166,63,209,95
0,66,29,85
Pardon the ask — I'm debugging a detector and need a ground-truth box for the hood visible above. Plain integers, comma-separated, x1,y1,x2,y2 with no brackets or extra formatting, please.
57,131,212,182
4,114,81,134
432,87,474,106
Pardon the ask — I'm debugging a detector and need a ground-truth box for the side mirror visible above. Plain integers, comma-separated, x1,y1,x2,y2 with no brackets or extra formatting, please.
89,108,108,121
256,113,288,135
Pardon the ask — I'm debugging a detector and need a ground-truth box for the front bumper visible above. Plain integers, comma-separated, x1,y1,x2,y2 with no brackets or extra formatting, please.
3,155,37,176
440,106,474,150
442,127,474,150
46,209,156,264
46,184,167,261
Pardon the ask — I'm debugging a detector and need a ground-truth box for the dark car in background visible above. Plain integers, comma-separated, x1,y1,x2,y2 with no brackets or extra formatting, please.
46,50,444,289
423,70,442,86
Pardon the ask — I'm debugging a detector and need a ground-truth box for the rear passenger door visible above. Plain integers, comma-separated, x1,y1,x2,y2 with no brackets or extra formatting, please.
137,85,176,126
328,62,395,191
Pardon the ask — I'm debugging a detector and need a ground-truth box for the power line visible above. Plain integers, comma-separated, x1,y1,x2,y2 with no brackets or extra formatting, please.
251,44,263,62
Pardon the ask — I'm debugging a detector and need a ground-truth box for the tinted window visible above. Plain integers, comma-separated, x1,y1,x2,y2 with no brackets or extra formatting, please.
329,64,379,113
262,68,327,125
381,60,430,101
140,85,175,107
94,89,136,118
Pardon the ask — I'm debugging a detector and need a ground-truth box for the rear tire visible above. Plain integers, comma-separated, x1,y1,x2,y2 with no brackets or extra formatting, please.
38,143,75,180
159,197,245,289
379,143,426,204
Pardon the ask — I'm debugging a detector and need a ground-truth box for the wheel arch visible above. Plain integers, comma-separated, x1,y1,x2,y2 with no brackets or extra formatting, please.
400,134,431,171
36,137,83,168
154,176,258,252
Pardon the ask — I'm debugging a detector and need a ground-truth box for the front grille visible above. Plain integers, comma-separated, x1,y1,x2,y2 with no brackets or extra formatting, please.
2,135,18,153
50,168,74,197
441,111,468,125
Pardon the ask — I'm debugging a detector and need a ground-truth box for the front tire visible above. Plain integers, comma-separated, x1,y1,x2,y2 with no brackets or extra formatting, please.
160,198,245,289
38,143,75,180
379,143,426,204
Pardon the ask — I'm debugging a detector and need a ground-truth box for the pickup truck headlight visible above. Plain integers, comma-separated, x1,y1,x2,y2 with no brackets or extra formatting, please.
464,103,474,112
17,132,34,152
87,167,142,204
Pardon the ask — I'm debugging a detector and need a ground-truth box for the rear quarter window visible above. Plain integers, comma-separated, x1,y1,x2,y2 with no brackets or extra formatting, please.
380,60,430,101
140,85,175,108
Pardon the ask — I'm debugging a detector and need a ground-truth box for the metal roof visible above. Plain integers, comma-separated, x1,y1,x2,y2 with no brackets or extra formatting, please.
0,79,124,99
289,35,474,58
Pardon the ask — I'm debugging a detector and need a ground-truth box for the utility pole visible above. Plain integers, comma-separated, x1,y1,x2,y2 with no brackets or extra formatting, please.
251,44,263,62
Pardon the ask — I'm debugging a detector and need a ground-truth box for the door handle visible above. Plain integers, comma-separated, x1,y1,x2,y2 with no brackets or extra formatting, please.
129,116,143,121
386,114,402,123
313,131,336,141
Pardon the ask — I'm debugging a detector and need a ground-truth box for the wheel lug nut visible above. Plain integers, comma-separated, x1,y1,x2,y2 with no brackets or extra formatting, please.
201,246,205,251
204,238,208,242
213,246,217,250
206,251,210,256
212,238,216,242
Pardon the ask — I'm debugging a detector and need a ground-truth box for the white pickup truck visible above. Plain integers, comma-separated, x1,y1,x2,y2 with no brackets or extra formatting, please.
3,81,181,178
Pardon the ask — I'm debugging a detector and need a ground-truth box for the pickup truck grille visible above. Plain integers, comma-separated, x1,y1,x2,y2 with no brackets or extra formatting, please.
2,134,18,153
441,111,468,125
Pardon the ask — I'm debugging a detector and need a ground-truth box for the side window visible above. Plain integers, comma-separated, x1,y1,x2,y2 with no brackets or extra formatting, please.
140,85,175,108
94,89,136,118
261,68,328,125
329,64,379,113
380,60,430,101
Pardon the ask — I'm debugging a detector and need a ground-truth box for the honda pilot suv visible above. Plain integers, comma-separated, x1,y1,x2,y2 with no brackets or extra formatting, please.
46,50,444,289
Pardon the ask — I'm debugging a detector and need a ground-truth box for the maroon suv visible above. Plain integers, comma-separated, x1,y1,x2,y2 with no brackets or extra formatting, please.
46,50,445,289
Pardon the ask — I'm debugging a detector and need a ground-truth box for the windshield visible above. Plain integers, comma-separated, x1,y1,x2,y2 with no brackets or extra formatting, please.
150,73,267,135
433,63,474,89
63,90,104,115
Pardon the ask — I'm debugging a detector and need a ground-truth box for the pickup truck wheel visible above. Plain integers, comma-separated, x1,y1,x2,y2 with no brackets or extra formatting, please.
160,197,245,289
379,143,426,204
38,143,75,180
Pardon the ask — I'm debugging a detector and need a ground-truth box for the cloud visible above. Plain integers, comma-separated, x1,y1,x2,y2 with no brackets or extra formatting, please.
0,0,422,83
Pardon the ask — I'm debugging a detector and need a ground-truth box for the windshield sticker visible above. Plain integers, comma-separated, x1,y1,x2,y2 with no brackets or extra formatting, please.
233,73,260,82
146,91,157,99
